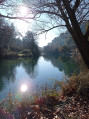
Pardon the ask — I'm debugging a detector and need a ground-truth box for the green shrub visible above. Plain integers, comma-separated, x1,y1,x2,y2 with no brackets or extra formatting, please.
18,54,26,57
20,49,31,54
19,49,32,57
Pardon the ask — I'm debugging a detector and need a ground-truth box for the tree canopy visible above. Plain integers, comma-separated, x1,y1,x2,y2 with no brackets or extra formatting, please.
0,18,40,58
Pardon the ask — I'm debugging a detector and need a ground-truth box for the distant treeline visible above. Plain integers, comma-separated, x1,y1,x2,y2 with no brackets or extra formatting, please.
43,31,76,57
0,18,40,58
43,22,87,57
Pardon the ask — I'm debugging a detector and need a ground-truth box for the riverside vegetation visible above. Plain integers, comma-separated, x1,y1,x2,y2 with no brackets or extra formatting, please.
0,16,89,119
0,18,89,119
0,18,40,59
0,68,89,119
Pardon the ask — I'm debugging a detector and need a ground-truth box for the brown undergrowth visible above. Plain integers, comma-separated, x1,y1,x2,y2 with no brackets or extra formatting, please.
56,69,89,98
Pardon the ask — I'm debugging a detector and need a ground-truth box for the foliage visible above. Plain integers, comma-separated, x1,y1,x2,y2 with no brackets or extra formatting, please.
77,70,89,97
20,49,31,54
19,49,32,57
0,73,89,119
0,0,89,67
43,30,76,57
0,18,40,58
28,0,89,68
55,70,89,98
4,52,18,58
23,31,40,58
71,48,86,69
0,18,16,49
43,22,87,59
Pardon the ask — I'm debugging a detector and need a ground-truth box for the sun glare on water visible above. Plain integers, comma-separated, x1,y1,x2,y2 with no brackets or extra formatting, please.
20,84,28,92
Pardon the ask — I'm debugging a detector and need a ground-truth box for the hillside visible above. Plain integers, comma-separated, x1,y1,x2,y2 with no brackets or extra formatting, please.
43,30,76,56
43,22,87,57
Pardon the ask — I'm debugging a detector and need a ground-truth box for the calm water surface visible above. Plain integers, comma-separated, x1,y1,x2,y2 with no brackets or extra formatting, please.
0,56,79,100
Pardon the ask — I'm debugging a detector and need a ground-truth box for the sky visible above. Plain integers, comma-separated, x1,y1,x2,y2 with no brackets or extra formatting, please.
10,13,61,47
0,0,64,47
37,30,61,47
11,19,60,47
14,20,61,47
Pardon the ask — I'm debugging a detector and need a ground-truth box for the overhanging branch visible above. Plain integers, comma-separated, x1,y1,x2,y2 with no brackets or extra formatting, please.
36,24,66,35
0,14,36,20
73,0,80,11
36,10,62,18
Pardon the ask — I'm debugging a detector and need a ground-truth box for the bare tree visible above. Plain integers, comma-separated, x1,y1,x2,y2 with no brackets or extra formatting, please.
24,0,89,68
0,0,89,68
28,0,89,68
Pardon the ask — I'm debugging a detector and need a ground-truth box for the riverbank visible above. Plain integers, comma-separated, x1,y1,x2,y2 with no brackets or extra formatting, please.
0,49,40,59
0,93,89,119
0,70,89,119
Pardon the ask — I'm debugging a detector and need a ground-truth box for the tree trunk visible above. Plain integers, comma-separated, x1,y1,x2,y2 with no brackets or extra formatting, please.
69,29,89,69
63,3,89,68
75,37,89,69
80,37,89,68
71,22,89,68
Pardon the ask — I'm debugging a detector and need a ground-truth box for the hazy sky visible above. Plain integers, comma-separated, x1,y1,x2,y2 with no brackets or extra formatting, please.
1,0,65,47
10,13,62,47
11,19,60,47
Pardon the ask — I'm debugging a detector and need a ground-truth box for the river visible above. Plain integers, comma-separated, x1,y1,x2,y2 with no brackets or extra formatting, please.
0,56,80,100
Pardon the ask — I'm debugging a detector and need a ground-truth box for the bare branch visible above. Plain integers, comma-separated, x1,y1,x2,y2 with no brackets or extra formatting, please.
0,14,36,19
36,25,66,35
73,0,80,11
36,10,62,18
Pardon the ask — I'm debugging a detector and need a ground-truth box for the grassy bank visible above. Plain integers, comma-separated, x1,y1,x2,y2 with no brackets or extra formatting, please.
0,49,32,58
0,48,40,59
0,70,89,119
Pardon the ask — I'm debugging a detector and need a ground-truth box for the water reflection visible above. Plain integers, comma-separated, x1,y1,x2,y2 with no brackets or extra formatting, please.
0,58,38,92
22,58,38,78
0,56,80,100
44,55,80,76
0,59,16,91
